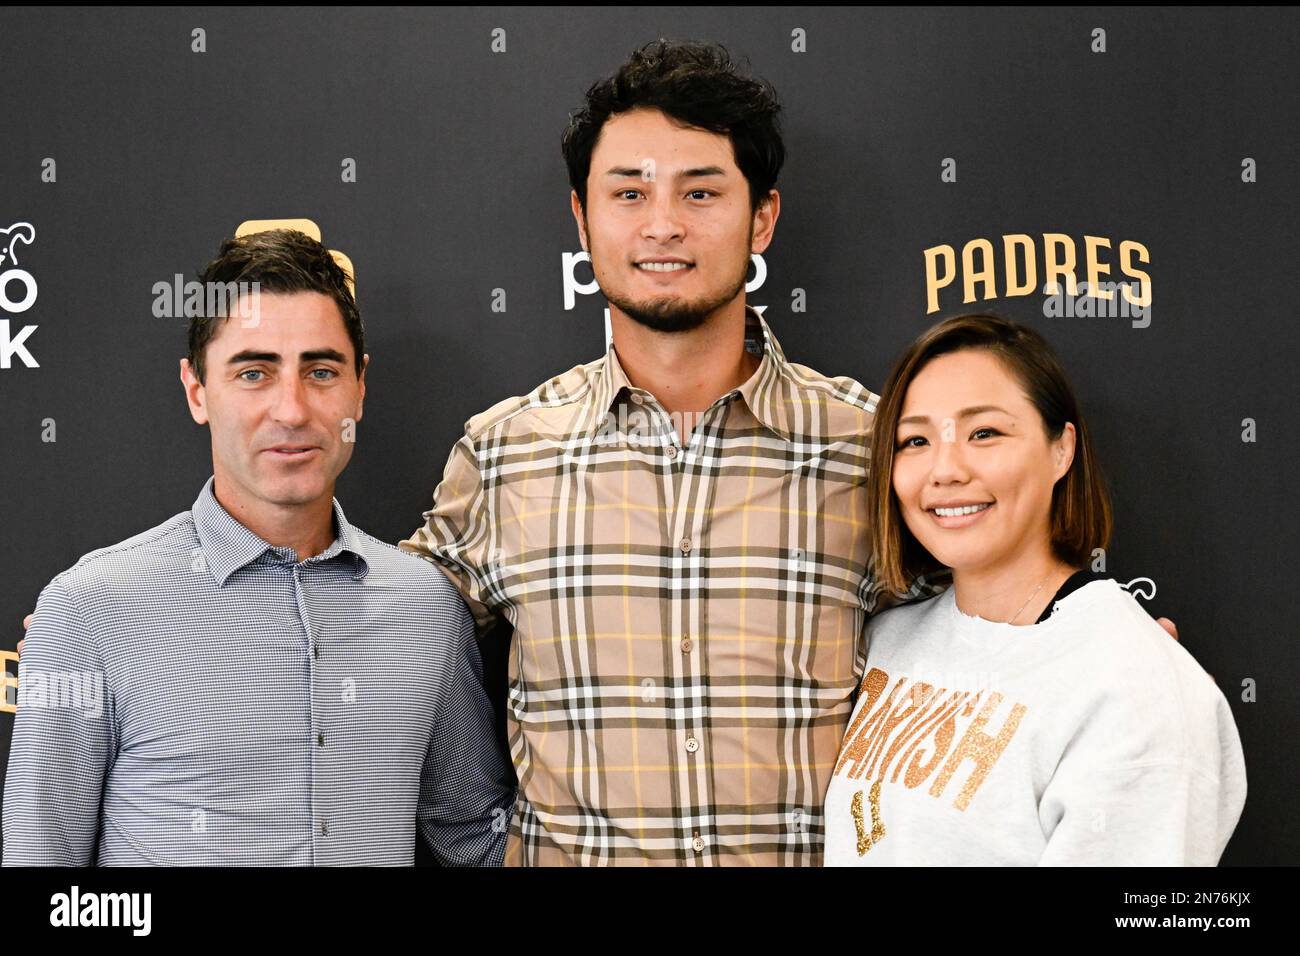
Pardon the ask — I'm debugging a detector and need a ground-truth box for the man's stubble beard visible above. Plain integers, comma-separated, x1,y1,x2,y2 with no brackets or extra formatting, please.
594,225,754,335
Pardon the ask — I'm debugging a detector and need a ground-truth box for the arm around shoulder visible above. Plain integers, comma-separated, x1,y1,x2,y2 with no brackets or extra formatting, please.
399,426,502,636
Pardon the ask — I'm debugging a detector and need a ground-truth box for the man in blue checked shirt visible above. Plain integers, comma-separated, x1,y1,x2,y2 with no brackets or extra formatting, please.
2,228,515,865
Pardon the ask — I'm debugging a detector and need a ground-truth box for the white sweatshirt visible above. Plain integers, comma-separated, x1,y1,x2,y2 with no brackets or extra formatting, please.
824,579,1246,866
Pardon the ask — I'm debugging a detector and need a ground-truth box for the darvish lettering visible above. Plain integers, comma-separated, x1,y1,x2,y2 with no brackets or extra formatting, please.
834,667,1028,852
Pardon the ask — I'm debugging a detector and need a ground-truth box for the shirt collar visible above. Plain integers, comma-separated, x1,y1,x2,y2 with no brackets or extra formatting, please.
191,476,370,587
586,304,798,442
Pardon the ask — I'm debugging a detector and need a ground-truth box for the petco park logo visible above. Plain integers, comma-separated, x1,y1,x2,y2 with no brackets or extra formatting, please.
0,221,39,368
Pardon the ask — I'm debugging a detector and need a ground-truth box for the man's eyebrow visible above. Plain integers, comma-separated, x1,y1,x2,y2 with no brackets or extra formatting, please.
603,165,727,179
227,350,280,365
299,349,348,364
898,405,1014,426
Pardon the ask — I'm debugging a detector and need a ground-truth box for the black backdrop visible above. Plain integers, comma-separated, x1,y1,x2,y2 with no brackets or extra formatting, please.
0,6,1295,865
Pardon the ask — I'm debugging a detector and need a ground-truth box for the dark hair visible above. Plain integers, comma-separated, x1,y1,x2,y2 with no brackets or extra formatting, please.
562,38,785,215
869,313,1113,595
188,229,363,384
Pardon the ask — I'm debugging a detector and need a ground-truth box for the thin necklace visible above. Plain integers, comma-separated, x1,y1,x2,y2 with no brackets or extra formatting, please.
1008,569,1055,625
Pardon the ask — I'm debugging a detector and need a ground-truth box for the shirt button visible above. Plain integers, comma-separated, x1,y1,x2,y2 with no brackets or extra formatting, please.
685,736,699,754
631,393,644,405
679,538,692,555
666,445,678,460
320,820,328,836
313,645,320,660
692,835,705,852
680,638,693,653
317,733,325,747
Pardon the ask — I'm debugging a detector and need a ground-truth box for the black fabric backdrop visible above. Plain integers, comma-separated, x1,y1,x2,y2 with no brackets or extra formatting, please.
0,6,1294,865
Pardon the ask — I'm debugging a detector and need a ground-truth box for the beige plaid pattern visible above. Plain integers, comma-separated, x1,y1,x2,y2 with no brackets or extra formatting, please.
401,306,925,865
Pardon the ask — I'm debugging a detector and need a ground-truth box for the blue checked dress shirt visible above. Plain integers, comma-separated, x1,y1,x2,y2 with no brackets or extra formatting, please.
2,476,515,865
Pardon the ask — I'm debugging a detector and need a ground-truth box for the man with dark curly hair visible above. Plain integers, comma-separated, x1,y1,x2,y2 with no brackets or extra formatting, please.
401,39,918,866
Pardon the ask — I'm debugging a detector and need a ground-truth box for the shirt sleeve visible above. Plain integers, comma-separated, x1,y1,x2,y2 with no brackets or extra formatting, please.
399,428,503,637
1035,692,1247,866
855,561,952,682
2,577,116,866
415,596,517,866
859,555,952,618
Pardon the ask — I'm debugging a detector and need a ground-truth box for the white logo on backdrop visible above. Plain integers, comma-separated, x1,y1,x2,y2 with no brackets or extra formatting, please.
562,251,770,348
0,221,39,368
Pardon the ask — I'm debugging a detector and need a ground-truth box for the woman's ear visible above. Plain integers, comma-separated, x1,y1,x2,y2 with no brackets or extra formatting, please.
1053,422,1077,481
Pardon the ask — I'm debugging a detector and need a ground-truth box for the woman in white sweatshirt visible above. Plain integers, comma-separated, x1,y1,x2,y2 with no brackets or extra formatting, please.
824,314,1246,866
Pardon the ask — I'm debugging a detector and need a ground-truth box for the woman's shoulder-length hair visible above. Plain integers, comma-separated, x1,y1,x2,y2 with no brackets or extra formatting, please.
870,313,1113,596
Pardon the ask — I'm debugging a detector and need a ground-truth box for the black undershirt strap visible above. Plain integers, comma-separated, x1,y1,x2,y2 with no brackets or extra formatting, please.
1034,569,1111,623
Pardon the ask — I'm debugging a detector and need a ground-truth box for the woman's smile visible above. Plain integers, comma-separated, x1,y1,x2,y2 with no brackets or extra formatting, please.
925,500,995,530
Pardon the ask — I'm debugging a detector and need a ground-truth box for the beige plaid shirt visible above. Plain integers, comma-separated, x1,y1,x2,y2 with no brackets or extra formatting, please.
401,306,925,865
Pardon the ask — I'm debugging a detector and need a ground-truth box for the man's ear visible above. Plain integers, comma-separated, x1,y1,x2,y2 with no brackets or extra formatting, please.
180,358,209,425
354,353,369,422
570,190,589,252
750,189,780,256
